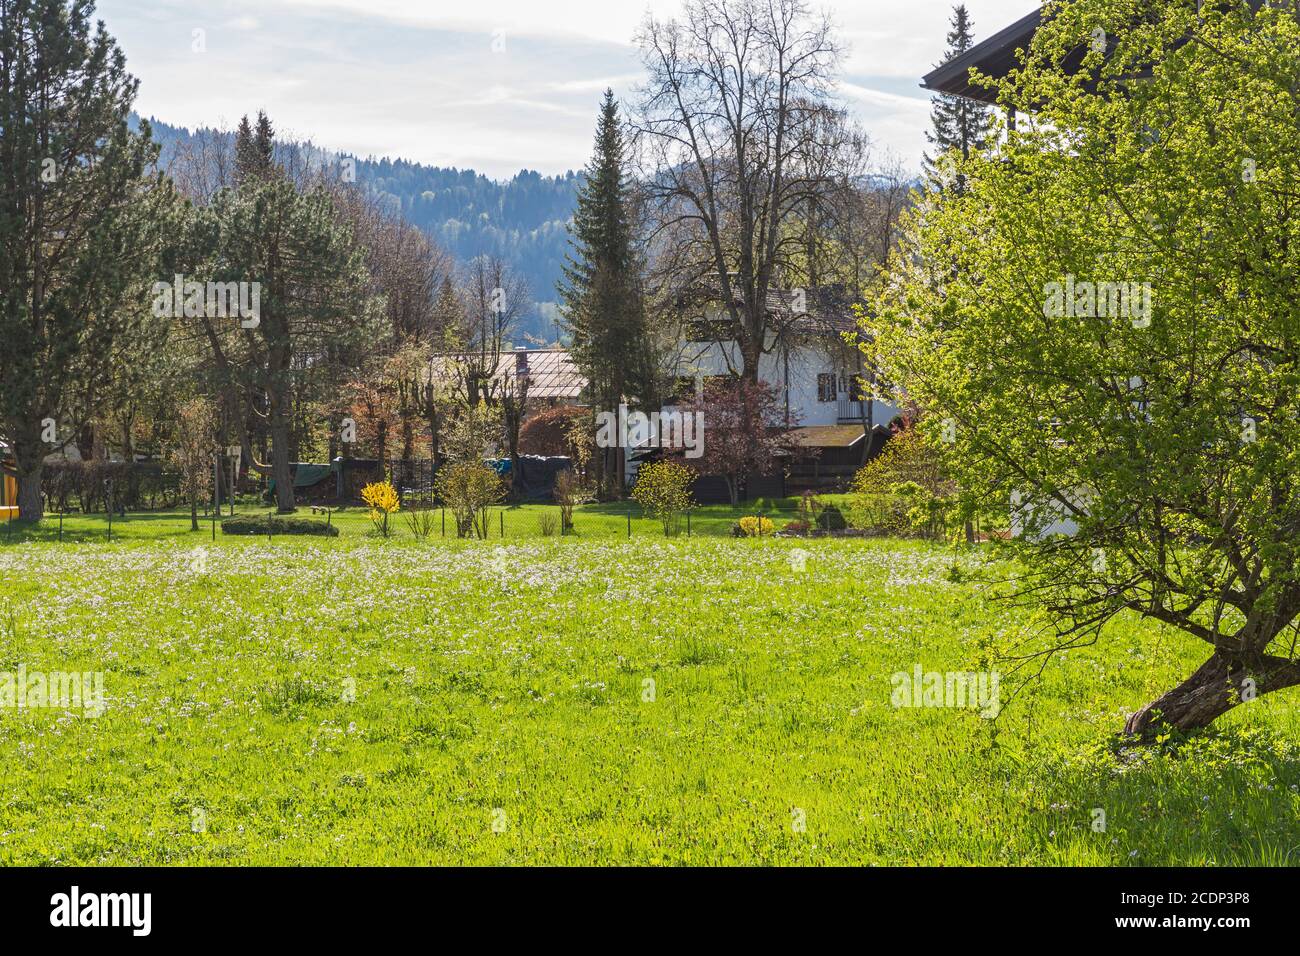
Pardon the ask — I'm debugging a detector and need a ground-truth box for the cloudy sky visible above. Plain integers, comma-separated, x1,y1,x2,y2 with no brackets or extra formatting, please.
96,0,1036,180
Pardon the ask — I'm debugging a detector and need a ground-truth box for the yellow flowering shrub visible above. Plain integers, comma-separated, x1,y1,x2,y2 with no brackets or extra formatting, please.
361,480,401,537
736,515,774,537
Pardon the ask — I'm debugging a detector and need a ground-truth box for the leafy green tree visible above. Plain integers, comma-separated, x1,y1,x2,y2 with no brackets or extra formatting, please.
193,137,376,512
0,0,168,520
876,0,1300,740
631,460,696,535
559,90,652,498
923,4,995,185
169,398,216,531
435,460,504,538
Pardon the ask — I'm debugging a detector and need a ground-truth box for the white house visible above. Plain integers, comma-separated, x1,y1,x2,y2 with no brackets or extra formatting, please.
647,286,896,495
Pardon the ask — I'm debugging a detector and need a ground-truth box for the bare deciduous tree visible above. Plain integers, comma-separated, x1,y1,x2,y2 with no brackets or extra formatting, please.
456,256,529,405
169,398,215,531
632,0,857,382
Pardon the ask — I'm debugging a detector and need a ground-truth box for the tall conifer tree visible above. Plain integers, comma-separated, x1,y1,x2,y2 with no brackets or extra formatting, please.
558,90,650,498
0,0,165,520
923,5,994,184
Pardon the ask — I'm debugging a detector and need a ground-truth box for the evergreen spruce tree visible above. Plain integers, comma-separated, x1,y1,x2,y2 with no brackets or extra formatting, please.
234,111,275,184
234,115,257,182
254,112,275,167
557,90,651,498
923,5,994,185
431,275,461,343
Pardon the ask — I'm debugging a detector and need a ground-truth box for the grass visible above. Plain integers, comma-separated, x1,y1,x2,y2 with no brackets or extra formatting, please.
0,506,1298,865
0,497,818,544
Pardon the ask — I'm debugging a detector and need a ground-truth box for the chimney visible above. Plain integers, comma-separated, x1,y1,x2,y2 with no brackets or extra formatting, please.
514,347,529,377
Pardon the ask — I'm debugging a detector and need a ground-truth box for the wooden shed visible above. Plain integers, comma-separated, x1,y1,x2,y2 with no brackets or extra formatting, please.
1,444,18,519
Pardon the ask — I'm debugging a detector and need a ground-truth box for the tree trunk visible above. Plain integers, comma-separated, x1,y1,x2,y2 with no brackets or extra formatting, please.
598,444,613,501
271,419,295,513
17,461,44,521
190,498,199,532
1124,652,1300,742
401,415,415,461
267,357,297,513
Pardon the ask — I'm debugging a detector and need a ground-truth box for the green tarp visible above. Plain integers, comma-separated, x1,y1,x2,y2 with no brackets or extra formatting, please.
267,462,334,495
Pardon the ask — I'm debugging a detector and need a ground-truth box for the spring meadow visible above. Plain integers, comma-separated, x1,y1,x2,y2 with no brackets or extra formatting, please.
0,0,1296,937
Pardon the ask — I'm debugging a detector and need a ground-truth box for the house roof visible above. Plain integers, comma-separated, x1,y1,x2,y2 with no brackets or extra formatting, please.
923,2,1269,105
428,348,587,400
680,280,859,336
784,425,871,449
505,349,586,399
921,6,1043,104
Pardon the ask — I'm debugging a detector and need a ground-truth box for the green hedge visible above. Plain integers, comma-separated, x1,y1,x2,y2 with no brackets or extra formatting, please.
221,515,339,537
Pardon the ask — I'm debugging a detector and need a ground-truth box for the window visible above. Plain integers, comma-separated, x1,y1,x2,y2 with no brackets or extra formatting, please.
665,375,696,405
701,374,736,397
686,316,735,342
848,374,870,403
817,373,837,403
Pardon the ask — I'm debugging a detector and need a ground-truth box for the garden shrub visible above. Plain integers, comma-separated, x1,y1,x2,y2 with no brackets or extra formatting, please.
816,504,847,531
849,425,955,538
41,460,177,513
221,515,339,536
732,515,775,537
403,505,437,540
435,460,505,538
630,460,696,535
361,480,400,537
553,469,591,533
518,405,593,459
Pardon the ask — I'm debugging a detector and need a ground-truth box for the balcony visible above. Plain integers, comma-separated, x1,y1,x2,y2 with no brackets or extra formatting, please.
836,397,873,423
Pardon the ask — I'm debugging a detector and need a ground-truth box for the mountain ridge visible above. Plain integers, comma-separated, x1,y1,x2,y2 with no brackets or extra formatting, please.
134,113,581,344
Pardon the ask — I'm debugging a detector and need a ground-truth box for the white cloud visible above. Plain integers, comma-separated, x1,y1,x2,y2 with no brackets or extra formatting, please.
97,0,1037,179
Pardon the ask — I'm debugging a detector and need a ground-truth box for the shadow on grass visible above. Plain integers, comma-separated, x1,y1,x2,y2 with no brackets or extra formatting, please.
1025,725,1300,864
0,512,220,545
0,495,829,545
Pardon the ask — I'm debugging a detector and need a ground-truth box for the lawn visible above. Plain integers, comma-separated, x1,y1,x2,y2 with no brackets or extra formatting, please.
0,498,827,544
0,507,1298,865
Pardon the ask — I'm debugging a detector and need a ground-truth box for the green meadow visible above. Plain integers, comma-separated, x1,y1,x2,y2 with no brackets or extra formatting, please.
0,505,1297,865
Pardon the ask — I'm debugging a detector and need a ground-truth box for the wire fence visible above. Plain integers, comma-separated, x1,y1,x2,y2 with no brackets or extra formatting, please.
386,458,436,503
397,497,805,542
0,497,808,545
